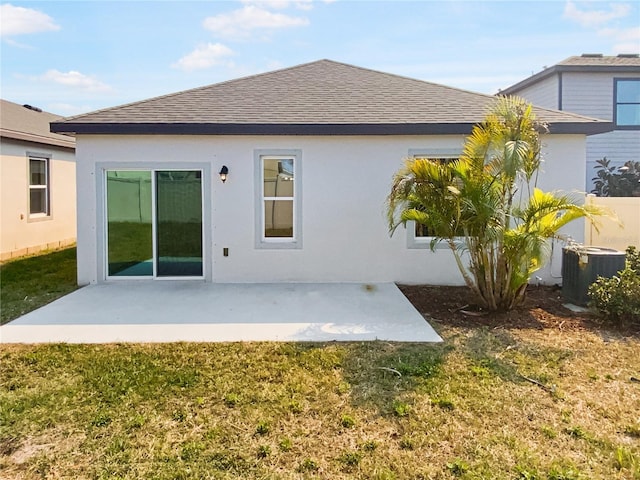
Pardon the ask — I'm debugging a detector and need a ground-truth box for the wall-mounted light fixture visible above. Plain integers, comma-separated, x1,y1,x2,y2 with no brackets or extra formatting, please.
219,165,229,183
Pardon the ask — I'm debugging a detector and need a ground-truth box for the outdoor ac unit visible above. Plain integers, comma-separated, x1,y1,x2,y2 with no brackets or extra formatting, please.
561,247,626,306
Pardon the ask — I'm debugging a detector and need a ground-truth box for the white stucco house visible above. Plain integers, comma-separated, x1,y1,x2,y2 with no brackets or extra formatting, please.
51,60,611,286
1,99,76,261
500,54,640,191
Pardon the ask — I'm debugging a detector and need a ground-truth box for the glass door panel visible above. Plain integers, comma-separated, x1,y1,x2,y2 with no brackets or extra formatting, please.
156,171,203,277
106,171,153,276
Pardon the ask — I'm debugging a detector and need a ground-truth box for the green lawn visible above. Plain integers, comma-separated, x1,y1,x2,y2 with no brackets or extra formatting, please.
0,247,78,325
1,248,639,479
1,332,639,479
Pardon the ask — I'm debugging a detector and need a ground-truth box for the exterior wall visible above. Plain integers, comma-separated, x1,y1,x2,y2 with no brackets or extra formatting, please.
586,130,640,193
561,72,619,119
76,133,587,286
0,138,76,261
585,195,640,251
506,74,559,109
567,71,640,192
511,71,640,192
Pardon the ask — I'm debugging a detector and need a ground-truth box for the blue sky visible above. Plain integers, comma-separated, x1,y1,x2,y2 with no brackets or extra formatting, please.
1,0,639,116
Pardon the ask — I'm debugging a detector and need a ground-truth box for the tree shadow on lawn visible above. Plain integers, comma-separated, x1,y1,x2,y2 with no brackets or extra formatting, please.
335,333,570,420
332,319,582,419
337,341,453,415
459,327,575,392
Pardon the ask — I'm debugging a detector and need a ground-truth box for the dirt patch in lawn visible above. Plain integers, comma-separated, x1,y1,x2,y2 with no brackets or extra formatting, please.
398,284,640,337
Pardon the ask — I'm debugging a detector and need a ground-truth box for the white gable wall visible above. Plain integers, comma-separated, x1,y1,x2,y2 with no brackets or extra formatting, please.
76,133,586,286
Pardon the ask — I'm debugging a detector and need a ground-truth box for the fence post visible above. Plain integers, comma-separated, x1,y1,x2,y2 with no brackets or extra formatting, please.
586,194,596,246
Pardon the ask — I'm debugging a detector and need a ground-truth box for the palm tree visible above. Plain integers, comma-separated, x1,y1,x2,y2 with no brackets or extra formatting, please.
387,97,604,311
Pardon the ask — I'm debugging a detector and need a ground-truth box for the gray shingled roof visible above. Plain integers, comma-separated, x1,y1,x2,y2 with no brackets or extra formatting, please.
501,54,640,95
51,59,612,136
558,54,640,67
1,99,75,149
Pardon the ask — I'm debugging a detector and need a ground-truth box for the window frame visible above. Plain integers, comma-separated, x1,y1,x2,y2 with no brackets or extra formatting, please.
254,149,302,249
406,149,461,249
613,77,640,130
95,162,212,283
27,153,51,221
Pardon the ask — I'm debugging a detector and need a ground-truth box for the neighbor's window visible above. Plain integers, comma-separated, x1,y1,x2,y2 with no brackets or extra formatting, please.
407,151,460,248
255,150,302,249
615,78,640,127
29,156,50,216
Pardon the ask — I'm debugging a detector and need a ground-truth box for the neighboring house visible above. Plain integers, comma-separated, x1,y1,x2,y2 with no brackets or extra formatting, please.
500,54,640,191
1,99,76,261
51,60,611,286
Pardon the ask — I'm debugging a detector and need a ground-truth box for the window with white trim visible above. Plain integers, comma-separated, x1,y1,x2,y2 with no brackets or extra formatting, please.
255,150,302,249
615,78,640,128
29,156,50,217
407,150,460,249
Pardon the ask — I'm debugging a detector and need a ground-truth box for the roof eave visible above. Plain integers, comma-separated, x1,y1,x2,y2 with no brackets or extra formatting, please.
50,122,478,136
547,121,614,135
502,64,640,95
1,128,76,149
50,121,613,136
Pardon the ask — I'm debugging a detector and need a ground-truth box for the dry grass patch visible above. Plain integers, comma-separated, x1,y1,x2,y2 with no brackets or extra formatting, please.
1,325,639,479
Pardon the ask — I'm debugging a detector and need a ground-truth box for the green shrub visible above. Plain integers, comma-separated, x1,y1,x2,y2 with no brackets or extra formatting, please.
626,245,640,271
591,158,640,197
588,246,640,325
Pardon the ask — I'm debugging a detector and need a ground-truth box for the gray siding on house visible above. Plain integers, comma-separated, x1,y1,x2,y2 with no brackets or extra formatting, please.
587,130,640,191
561,72,616,120
561,72,640,190
503,59,640,191
507,74,559,109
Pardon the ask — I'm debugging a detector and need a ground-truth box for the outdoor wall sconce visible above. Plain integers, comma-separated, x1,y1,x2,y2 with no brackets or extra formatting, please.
219,165,229,183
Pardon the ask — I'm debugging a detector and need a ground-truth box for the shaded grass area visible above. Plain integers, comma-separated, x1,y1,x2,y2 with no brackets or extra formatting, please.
0,248,78,325
1,331,639,479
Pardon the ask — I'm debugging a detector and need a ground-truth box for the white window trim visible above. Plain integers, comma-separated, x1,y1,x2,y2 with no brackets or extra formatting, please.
27,152,51,222
406,148,461,249
254,149,302,249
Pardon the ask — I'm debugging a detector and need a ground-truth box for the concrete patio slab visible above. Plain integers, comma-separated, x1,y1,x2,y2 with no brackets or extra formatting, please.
0,282,442,344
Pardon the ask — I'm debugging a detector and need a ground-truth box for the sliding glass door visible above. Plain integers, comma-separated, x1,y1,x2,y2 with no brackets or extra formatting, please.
156,171,203,276
106,169,203,278
106,171,153,276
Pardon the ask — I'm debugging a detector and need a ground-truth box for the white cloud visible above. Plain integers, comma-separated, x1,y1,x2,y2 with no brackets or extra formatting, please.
240,0,292,8
172,43,235,71
599,25,640,53
41,70,112,92
203,6,309,39
563,1,631,28
0,3,60,37
240,0,314,10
